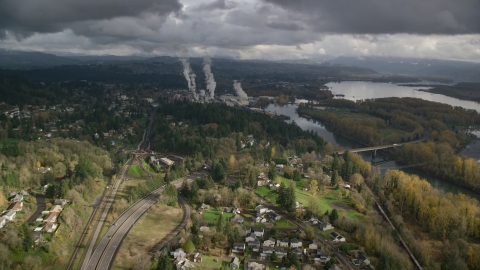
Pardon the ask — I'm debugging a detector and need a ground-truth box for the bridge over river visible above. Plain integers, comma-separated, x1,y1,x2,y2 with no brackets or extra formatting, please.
335,137,427,155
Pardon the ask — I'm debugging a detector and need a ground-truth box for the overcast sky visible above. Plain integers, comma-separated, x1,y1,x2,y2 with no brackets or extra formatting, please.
1,0,479,61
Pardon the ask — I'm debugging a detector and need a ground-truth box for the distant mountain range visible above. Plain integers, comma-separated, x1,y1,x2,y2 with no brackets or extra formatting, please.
326,56,480,83
1,50,479,82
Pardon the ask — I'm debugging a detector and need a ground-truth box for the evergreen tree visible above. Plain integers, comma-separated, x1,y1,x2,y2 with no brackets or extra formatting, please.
292,170,301,181
216,213,225,232
329,209,339,223
331,170,339,186
156,253,174,270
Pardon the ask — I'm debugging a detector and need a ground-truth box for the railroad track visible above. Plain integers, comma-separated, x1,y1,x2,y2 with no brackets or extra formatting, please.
132,196,192,270
85,172,203,270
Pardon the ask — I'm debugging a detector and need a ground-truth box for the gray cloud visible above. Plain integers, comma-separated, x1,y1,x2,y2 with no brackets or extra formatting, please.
267,21,304,31
192,0,236,11
263,0,480,34
0,0,182,37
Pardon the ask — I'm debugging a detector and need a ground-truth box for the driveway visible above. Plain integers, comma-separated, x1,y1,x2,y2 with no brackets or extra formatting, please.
27,193,46,225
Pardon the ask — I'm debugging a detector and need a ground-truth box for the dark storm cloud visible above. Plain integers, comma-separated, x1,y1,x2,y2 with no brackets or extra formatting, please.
263,0,480,34
193,0,236,12
0,0,182,37
267,21,304,31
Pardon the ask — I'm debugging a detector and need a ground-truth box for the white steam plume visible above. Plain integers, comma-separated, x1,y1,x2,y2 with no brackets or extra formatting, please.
203,57,216,99
180,58,198,100
233,80,248,99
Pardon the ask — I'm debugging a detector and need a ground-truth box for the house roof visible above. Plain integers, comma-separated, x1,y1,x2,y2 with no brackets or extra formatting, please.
231,257,240,265
5,210,16,218
233,243,245,249
253,227,264,232
8,202,22,211
50,205,62,213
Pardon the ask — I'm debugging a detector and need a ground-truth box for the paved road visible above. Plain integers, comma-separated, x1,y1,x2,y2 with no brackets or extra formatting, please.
26,193,45,225
86,171,207,270
133,195,192,270
80,160,131,270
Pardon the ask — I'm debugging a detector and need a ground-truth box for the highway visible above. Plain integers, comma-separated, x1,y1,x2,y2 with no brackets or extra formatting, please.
85,171,206,270
79,159,132,270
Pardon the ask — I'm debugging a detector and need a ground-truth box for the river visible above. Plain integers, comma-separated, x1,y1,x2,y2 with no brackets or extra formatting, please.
265,81,480,200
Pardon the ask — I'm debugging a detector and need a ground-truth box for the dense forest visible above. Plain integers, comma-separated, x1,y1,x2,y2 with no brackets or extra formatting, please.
0,139,112,269
151,100,326,158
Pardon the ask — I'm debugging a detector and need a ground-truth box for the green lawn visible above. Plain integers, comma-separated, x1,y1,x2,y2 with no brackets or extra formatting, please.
272,218,295,229
194,255,224,269
127,164,147,178
256,175,364,220
203,208,235,224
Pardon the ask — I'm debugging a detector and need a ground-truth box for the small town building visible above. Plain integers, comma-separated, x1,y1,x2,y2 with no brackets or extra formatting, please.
8,201,23,212
230,257,240,269
4,210,16,221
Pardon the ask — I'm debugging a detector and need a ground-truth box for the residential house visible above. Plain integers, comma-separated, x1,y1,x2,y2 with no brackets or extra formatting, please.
224,207,233,213
257,172,269,187
290,239,302,248
263,238,276,247
232,243,246,254
159,157,175,168
316,248,331,264
43,222,57,233
277,238,289,247
246,262,265,270
54,199,69,206
309,217,320,225
244,226,252,235
232,214,244,224
293,247,303,257
32,232,43,245
0,217,5,228
248,239,261,252
4,210,16,221
199,226,212,234
245,233,257,243
171,248,187,259
43,212,58,223
261,246,274,255
330,232,346,243
309,241,319,250
255,205,269,214
10,194,23,202
251,213,266,223
50,205,62,213
267,212,281,221
319,222,334,231
193,253,202,262
8,202,23,212
274,248,287,259
253,227,265,237
230,257,240,269
19,190,28,196
175,259,194,270
233,208,241,214
200,203,210,211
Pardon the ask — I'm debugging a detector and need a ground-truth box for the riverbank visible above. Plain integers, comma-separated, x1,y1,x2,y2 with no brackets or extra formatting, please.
416,83,480,103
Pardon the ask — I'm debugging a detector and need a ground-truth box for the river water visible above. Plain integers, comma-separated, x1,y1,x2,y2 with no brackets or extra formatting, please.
266,81,480,200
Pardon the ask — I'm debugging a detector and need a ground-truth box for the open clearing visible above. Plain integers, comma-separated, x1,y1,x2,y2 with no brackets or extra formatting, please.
111,204,183,270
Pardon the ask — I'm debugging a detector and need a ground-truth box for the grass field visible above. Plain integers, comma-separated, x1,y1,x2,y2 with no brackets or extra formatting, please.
256,176,364,220
111,204,183,270
203,208,235,224
127,164,148,178
193,254,224,269
272,218,295,229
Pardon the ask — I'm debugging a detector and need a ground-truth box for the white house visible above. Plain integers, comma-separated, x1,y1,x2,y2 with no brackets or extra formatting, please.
290,239,303,248
171,248,186,259
0,217,6,228
255,205,269,214
253,227,265,237
4,210,16,221
232,243,246,254
330,232,346,243
245,233,257,243
263,238,276,247
319,222,334,231
277,238,289,247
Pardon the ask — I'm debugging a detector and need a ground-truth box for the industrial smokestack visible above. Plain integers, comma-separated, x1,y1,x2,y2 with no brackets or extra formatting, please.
203,57,216,99
180,58,198,100
233,80,248,99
